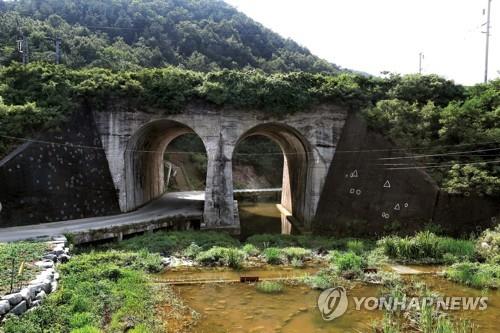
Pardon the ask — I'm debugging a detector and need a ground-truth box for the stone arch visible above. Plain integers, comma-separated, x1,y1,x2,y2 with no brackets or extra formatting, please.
234,123,314,225
124,119,207,212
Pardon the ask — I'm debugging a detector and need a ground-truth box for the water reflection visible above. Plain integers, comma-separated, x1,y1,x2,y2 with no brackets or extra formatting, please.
238,200,295,240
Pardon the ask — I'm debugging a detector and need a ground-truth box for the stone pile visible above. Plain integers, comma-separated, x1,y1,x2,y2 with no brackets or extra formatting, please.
0,235,70,322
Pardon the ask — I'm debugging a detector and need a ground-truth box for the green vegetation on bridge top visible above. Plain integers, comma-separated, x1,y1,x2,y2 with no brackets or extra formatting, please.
0,63,499,195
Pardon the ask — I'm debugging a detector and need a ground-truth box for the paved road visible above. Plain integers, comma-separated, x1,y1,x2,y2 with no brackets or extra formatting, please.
0,191,204,243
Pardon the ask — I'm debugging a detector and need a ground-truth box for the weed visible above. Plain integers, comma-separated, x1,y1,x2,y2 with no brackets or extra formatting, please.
256,281,284,294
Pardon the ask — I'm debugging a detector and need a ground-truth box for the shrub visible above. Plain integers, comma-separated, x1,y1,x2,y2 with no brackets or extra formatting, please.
182,242,203,259
195,247,245,268
256,281,284,294
281,247,311,262
242,244,260,257
262,247,283,265
330,251,366,273
476,225,500,263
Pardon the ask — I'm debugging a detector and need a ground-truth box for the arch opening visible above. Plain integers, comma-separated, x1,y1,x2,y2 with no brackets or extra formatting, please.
124,120,207,212
232,123,312,237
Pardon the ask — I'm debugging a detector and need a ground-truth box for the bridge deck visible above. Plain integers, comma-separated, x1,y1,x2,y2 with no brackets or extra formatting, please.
0,192,204,244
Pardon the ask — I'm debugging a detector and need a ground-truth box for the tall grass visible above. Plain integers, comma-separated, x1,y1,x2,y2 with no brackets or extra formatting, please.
445,262,499,289
378,231,475,263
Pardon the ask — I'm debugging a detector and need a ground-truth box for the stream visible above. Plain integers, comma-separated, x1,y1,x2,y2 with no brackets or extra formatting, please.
159,201,500,332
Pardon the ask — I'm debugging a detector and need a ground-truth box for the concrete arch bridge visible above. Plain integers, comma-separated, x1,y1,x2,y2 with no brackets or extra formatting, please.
95,104,348,233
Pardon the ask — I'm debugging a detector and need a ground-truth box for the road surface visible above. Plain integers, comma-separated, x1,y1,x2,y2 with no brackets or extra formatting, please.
0,191,204,243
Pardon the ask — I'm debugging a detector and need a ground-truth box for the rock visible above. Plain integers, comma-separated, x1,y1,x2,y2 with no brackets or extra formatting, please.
31,300,42,308
51,281,58,292
43,254,58,262
10,301,27,315
161,257,171,266
52,235,67,243
2,293,23,306
35,260,54,269
52,245,64,256
35,291,46,301
481,242,491,250
58,254,71,263
20,288,36,303
41,281,52,294
54,272,60,281
0,300,11,315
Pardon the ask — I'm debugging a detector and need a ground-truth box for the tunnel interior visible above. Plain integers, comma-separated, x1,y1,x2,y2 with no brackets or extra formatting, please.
233,123,311,232
124,120,207,212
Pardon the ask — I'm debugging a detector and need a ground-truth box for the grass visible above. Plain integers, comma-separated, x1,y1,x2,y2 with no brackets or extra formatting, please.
377,231,475,264
195,247,245,269
98,231,239,255
242,244,260,256
1,250,170,333
262,247,284,265
246,234,373,251
445,262,500,289
255,281,284,294
280,247,311,262
301,268,344,290
373,279,478,333
0,241,49,294
329,251,366,273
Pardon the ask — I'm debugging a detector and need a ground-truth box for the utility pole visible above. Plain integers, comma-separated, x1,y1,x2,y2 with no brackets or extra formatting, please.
46,36,62,64
418,52,424,74
17,35,29,65
483,0,492,83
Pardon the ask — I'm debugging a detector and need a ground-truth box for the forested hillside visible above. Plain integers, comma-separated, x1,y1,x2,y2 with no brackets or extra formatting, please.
0,0,338,72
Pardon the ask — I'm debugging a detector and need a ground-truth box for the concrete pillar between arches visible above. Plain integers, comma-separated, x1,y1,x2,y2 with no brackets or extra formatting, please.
202,135,240,233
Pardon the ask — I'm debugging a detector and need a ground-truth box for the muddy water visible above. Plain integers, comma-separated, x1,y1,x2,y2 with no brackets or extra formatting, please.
163,268,500,332
157,266,321,284
414,275,500,333
238,202,283,239
175,282,381,333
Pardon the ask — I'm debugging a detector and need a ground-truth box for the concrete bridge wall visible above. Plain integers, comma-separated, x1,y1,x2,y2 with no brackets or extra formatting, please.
93,103,348,232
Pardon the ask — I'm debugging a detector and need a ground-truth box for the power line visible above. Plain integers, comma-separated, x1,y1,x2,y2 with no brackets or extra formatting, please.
385,159,500,170
378,147,500,160
1,134,499,156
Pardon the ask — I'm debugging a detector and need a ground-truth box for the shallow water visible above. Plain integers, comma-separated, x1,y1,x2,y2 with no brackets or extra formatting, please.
161,267,500,333
175,282,381,333
238,202,284,239
414,275,500,333
157,266,321,284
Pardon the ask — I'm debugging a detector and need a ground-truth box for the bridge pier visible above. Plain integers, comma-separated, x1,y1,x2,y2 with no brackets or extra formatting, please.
202,134,240,232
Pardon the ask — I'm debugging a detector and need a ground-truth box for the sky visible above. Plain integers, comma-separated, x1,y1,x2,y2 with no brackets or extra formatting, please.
224,0,500,85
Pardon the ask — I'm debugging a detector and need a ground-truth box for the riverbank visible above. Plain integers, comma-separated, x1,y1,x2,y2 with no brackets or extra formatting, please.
1,228,498,332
